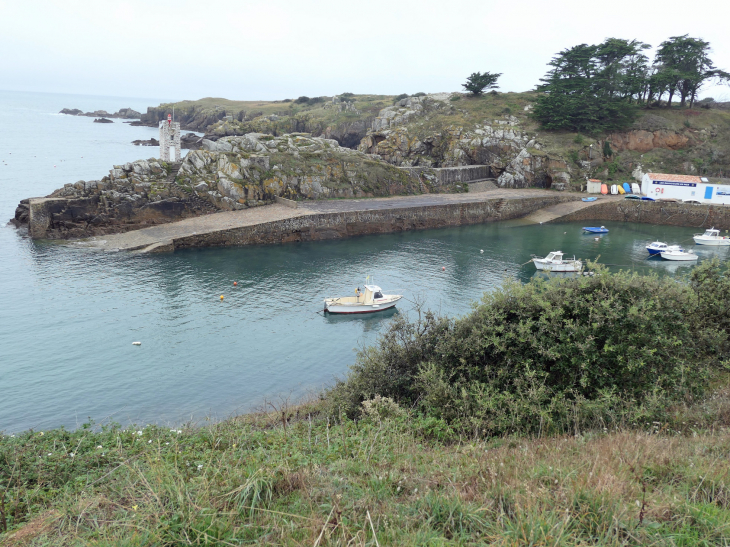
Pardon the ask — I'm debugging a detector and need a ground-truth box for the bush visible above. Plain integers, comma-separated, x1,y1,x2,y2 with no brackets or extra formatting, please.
327,263,730,436
413,92,426,97
295,96,310,104
393,93,409,104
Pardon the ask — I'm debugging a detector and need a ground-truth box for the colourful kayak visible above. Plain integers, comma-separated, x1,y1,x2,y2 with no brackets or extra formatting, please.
600,184,608,195
622,183,632,193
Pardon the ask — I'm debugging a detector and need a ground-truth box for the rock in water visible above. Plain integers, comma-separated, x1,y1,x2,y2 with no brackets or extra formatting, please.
94,118,113,123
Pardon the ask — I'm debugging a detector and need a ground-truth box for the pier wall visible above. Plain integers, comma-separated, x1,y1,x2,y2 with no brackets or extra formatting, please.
554,200,730,230
170,195,574,250
401,165,492,185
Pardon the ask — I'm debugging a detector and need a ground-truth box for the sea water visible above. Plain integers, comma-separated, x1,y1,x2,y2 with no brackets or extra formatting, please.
1,91,727,433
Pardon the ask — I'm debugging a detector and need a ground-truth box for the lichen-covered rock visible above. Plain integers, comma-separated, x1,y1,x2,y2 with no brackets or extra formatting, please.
178,133,450,205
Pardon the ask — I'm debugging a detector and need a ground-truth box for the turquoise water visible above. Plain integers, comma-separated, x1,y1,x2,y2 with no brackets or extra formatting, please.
1,92,727,433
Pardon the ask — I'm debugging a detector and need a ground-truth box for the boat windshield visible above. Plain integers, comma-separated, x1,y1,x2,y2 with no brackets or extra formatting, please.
374,291,383,299
706,230,719,236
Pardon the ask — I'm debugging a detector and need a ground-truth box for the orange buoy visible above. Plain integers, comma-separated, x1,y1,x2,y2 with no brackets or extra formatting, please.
233,281,237,286
220,295,224,300
442,266,445,271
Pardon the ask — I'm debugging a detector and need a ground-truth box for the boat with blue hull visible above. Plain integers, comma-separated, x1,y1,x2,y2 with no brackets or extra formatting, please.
646,242,683,255
583,226,609,234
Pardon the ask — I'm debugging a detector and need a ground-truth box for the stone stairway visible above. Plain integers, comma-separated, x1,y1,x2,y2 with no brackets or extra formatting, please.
166,162,182,183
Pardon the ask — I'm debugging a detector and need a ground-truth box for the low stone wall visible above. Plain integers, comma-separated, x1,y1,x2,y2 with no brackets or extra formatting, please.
554,200,730,229
170,195,576,250
401,165,491,185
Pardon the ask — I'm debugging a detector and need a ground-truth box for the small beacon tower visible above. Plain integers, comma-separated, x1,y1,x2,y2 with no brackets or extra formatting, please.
159,113,181,162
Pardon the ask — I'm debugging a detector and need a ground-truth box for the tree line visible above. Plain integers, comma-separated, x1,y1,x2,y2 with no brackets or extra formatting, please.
464,35,729,133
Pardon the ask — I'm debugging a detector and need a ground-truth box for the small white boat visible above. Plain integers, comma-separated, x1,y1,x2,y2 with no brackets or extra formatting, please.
660,249,698,261
324,284,402,314
646,241,683,255
532,251,582,272
693,228,730,246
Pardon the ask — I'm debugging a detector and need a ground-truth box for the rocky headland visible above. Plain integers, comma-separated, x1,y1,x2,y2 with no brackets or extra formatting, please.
12,133,465,239
60,107,141,119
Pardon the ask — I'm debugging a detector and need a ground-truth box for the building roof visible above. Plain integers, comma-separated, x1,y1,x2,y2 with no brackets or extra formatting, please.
588,179,602,182
647,173,703,183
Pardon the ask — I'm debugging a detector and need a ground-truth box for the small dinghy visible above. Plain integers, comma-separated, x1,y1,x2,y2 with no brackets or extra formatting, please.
622,183,632,193
582,197,598,202
583,226,609,234
660,249,699,261
693,227,730,246
324,283,402,314
632,183,641,194
646,241,683,255
641,196,655,201
532,251,582,272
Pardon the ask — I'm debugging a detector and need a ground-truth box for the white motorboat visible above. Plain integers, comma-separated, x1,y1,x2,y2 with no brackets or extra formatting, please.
324,284,402,314
532,251,582,272
646,241,683,255
693,228,730,246
660,249,699,261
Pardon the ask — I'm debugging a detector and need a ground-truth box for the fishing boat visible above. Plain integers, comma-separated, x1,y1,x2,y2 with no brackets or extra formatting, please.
532,251,582,272
324,283,402,314
693,227,730,246
660,249,699,261
582,197,598,202
646,241,683,255
583,226,609,234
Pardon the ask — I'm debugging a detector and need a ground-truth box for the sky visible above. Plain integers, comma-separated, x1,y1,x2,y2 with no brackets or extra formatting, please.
1,0,729,103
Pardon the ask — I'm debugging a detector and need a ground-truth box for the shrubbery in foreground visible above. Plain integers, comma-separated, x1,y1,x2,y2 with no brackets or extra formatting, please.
327,260,730,436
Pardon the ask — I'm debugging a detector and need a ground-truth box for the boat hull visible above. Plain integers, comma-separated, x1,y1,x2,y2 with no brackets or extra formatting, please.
324,296,402,314
533,260,582,272
693,237,730,246
660,251,698,261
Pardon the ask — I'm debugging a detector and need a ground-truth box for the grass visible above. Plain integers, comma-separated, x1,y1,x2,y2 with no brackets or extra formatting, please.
4,387,730,545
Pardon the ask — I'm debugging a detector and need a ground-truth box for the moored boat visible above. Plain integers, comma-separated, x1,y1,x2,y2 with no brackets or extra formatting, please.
582,197,598,202
693,227,730,246
583,226,609,234
646,241,683,255
660,249,699,261
532,251,582,272
324,284,402,314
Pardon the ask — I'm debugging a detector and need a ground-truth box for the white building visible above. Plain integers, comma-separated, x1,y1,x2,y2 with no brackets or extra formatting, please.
640,173,730,204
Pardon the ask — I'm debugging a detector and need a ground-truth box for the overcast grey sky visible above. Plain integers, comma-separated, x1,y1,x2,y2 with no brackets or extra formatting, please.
2,0,729,102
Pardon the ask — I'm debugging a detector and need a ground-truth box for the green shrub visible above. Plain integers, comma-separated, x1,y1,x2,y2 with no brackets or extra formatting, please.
327,263,730,436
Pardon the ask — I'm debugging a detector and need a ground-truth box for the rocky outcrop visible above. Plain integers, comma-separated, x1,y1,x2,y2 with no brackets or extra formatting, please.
14,159,214,239
359,114,570,189
178,133,459,210
93,118,113,123
13,133,465,239
60,107,142,119
607,130,690,153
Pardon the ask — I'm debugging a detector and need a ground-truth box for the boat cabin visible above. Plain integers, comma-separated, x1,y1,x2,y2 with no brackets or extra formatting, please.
359,284,386,304
544,252,564,262
702,229,720,238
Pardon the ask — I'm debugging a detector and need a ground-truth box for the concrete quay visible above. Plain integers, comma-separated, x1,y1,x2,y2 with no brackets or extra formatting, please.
76,188,592,253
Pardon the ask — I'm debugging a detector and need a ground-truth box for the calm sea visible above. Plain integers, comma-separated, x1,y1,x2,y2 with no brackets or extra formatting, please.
1,90,725,433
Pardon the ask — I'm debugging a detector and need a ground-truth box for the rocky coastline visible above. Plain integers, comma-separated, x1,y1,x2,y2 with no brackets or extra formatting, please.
60,107,141,119
12,133,466,239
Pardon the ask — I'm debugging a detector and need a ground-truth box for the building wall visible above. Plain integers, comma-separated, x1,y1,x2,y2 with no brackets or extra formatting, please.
641,174,730,204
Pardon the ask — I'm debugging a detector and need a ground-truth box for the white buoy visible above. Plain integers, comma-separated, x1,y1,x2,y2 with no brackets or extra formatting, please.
480,250,484,253
132,341,142,346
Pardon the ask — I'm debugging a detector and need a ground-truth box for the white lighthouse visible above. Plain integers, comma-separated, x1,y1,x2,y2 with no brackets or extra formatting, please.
159,113,181,162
